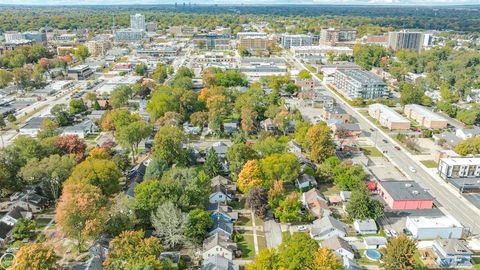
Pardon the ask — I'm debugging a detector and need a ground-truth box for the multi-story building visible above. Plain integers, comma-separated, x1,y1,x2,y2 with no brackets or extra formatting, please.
3,31,24,43
388,31,424,52
169,26,198,37
23,31,47,43
290,45,353,57
114,29,144,43
192,34,230,50
146,22,157,33
404,104,448,129
238,32,270,51
280,34,313,49
368,104,411,130
320,28,357,45
438,157,480,193
86,39,112,56
67,65,94,80
238,57,287,80
130,14,146,32
333,69,388,100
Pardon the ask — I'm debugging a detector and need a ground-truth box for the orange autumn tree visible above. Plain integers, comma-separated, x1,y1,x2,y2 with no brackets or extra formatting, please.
237,160,264,193
313,248,344,270
198,87,210,102
88,147,111,160
55,183,108,251
9,243,58,270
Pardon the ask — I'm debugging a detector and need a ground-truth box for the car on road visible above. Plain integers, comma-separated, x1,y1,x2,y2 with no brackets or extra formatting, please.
384,229,392,238
394,146,401,150
391,230,399,237
409,166,416,173
382,139,388,143
297,225,307,231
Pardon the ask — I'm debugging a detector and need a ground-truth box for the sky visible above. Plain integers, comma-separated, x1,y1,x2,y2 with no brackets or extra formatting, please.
0,0,478,5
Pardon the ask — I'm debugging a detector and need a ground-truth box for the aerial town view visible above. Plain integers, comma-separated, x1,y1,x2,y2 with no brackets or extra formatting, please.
0,1,479,269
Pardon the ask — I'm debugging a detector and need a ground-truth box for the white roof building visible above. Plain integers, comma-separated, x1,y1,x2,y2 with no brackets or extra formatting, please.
406,215,464,240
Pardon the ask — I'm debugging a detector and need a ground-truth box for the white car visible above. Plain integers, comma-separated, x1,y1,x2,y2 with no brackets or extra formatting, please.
384,229,392,238
409,166,416,173
297,225,307,231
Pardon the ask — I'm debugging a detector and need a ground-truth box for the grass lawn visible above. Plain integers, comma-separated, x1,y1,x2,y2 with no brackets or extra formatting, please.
237,233,255,260
356,249,382,266
228,198,245,210
319,183,340,196
420,160,438,168
362,146,384,157
256,231,267,251
236,214,252,226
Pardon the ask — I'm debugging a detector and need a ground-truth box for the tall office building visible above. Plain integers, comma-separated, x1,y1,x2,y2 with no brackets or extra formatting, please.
387,31,424,52
319,28,357,45
130,14,146,32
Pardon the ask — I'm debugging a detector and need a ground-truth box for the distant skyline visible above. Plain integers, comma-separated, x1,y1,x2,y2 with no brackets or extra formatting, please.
0,0,479,6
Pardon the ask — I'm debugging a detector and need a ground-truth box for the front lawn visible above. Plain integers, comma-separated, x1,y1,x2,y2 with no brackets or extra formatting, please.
420,160,438,168
362,146,384,157
236,232,255,260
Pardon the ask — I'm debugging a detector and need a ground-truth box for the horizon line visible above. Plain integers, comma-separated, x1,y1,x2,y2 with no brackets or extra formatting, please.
0,3,479,7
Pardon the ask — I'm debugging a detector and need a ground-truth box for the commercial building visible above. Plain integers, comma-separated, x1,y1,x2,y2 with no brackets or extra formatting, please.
368,104,411,130
388,31,424,52
114,29,144,42
321,106,351,123
406,216,464,240
280,34,313,49
238,57,287,80
169,26,198,37
319,28,357,45
3,30,46,44
67,65,94,80
377,180,434,210
438,157,480,193
192,34,230,50
86,39,112,57
290,45,353,57
3,31,24,43
238,33,270,51
130,14,146,32
333,69,388,100
404,104,448,129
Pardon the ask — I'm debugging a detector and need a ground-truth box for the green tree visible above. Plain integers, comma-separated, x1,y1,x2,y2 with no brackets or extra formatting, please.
204,147,223,178
454,137,480,156
274,192,302,223
144,158,169,180
69,99,87,115
399,82,424,106
105,193,137,237
134,179,163,224
277,232,319,269
110,85,133,109
74,45,90,62
346,187,384,220
260,153,300,185
0,69,13,87
253,136,287,157
381,235,417,270
306,123,336,163
37,118,59,139
152,126,187,166
184,208,213,245
226,143,259,178
134,63,148,76
12,218,36,240
116,120,152,162
152,64,168,83
297,70,312,80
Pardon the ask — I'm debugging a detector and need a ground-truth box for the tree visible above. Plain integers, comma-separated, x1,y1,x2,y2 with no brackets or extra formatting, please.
245,249,279,270
268,180,286,209
151,201,186,249
152,126,187,166
346,187,384,220
110,85,132,109
317,156,342,182
144,158,169,180
50,104,71,126
306,123,336,163
190,111,209,128
106,193,137,237
157,111,183,127
55,183,108,251
104,230,163,270
241,107,257,134
246,187,269,219
12,218,36,240
226,143,259,178
37,118,59,139
66,158,122,195
175,67,194,78
297,69,312,80
69,98,87,115
399,82,423,106
204,147,223,178
134,63,148,76
274,192,303,223
116,120,152,162
253,136,287,157
152,64,168,83
55,135,87,157
332,164,366,191
456,108,480,125
0,69,13,87
260,153,300,185
74,45,90,62
147,87,177,120
238,160,264,193
277,232,319,269
381,235,417,270
353,44,388,70
134,180,163,224
9,243,57,270
313,248,344,270
20,154,76,200
184,208,213,245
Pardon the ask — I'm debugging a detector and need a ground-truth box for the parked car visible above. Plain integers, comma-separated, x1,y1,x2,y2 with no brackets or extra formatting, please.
298,225,307,231
382,139,388,143
409,166,416,173
394,146,401,150
384,229,392,238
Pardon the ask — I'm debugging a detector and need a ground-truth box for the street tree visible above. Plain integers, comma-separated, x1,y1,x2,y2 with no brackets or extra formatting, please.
9,243,58,270
116,120,152,162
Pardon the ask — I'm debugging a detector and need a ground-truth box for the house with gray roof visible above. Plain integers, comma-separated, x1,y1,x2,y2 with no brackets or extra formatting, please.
310,215,347,241
322,235,355,260
61,119,98,138
363,236,387,249
201,254,239,270
209,216,233,237
353,219,378,235
433,238,473,268
19,116,51,137
203,232,237,260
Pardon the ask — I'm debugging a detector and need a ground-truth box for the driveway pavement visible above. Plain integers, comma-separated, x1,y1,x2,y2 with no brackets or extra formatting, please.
264,219,282,249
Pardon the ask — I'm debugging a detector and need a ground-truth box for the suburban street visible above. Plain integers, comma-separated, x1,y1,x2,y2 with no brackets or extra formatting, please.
287,54,480,235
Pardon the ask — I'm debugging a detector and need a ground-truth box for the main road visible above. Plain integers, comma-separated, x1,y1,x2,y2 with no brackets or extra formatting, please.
287,54,480,234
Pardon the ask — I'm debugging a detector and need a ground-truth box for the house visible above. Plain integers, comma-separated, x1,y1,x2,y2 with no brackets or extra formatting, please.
260,118,277,132
14,193,49,213
201,254,239,270
455,127,480,140
211,176,236,192
321,106,351,123
377,181,434,210
405,215,464,240
209,216,233,237
301,188,329,218
211,142,229,159
19,116,50,136
61,120,98,138
342,256,362,270
363,236,387,249
209,185,233,204
330,123,362,139
67,65,94,80
353,219,377,235
310,215,347,241
322,235,355,260
288,140,302,155
87,110,106,122
203,232,237,260
432,132,461,149
0,206,32,226
0,222,14,246
207,202,238,222
296,174,317,190
223,122,238,136
433,238,473,268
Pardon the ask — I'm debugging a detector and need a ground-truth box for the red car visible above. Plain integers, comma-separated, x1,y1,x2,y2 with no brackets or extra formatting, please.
394,146,401,150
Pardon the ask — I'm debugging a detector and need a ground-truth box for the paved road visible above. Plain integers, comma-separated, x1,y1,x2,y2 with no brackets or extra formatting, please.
288,54,480,234
264,220,282,249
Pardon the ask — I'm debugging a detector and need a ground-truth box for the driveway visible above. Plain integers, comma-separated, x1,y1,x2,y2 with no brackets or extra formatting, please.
264,220,282,249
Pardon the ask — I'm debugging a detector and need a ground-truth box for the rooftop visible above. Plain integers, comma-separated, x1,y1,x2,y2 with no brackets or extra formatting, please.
380,180,433,201
407,215,463,229
404,104,448,122
337,69,386,86
440,157,480,166
369,103,410,123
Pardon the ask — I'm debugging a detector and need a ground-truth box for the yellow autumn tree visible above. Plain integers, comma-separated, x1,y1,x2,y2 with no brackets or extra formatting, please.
237,160,263,193
9,243,58,270
313,248,344,270
306,123,336,163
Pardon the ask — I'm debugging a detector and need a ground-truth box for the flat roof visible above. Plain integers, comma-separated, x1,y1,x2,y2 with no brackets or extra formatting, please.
404,104,448,122
407,215,463,229
380,180,434,201
369,104,410,123
440,157,480,166
337,69,386,85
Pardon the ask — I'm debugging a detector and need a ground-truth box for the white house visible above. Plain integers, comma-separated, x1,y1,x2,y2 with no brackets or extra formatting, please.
353,219,378,235
209,184,233,204
61,119,98,138
310,215,347,241
202,232,237,261
322,235,355,260
19,117,50,137
363,236,387,249
405,215,464,240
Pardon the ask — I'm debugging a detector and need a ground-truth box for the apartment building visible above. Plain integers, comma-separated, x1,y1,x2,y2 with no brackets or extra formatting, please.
239,36,270,51
333,69,388,100
404,104,448,129
169,26,199,37
290,45,353,57
319,28,357,45
130,14,146,32
438,157,480,193
388,31,424,52
192,34,230,50
280,34,313,49
114,29,144,42
368,104,410,130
